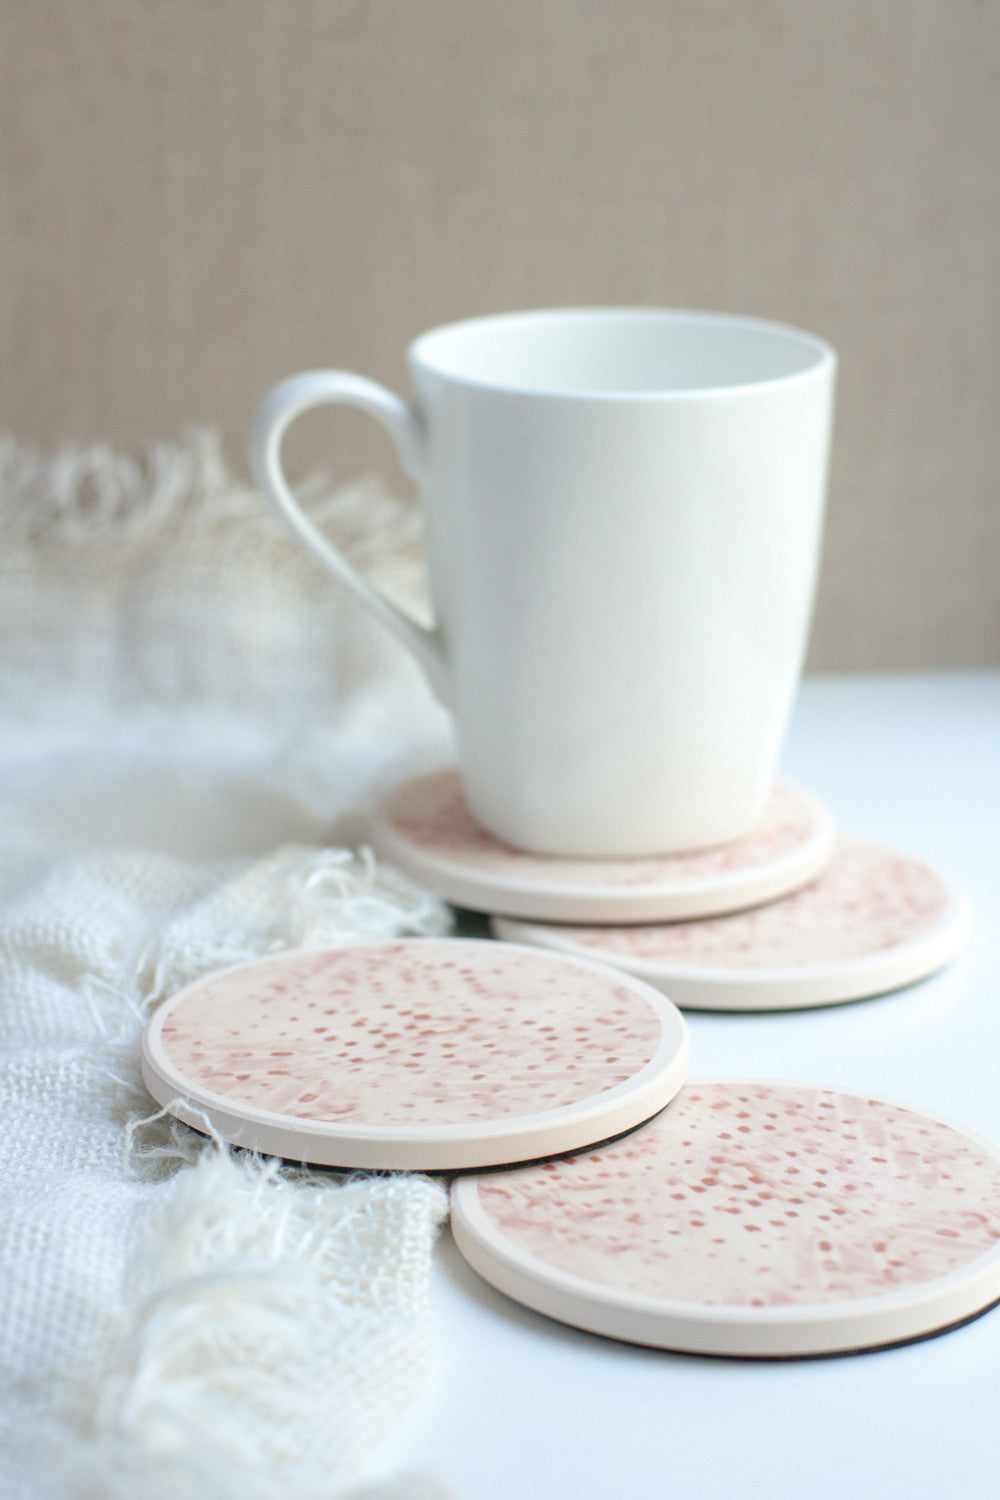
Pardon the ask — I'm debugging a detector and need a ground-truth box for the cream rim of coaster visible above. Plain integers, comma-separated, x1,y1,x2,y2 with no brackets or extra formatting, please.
492,836,969,1011
450,1079,1000,1358
370,769,836,923
141,938,690,1172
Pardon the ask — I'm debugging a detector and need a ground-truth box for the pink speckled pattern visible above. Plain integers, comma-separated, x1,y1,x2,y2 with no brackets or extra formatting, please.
156,941,664,1128
386,771,818,887
476,1082,1000,1307
545,837,951,968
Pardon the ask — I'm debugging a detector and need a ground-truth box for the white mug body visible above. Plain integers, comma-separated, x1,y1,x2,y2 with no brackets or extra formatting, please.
250,308,835,857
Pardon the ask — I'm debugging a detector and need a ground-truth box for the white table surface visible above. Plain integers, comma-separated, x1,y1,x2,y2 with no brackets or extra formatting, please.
388,670,1000,1499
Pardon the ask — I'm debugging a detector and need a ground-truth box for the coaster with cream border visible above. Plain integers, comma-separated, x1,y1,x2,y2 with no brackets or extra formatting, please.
451,1079,1000,1357
141,938,689,1172
492,836,968,1010
370,769,836,923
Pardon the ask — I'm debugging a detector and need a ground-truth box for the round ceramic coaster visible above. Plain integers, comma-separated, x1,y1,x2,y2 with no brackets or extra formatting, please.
370,769,836,923
451,1079,1000,1357
141,938,689,1172
492,836,969,1010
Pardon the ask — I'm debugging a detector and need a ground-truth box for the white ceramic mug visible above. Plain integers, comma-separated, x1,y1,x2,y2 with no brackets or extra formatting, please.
249,308,836,857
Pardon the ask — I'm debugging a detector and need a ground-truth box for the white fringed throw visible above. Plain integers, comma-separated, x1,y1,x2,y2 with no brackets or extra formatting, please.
0,433,460,1499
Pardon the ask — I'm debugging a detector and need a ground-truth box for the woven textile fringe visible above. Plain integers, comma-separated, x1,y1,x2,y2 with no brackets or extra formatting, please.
48,1150,448,1500
0,428,434,718
0,426,426,565
0,846,453,1500
0,431,461,1498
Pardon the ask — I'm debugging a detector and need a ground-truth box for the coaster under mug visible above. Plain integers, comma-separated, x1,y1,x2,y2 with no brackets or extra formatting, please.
451,1079,1000,1357
371,769,836,923
142,938,689,1172
493,836,968,1010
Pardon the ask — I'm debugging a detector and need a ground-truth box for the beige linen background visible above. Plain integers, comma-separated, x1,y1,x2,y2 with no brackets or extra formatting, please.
2,0,997,669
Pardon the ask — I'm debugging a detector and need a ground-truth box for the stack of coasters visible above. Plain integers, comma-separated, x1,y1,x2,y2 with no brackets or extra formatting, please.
371,768,968,1010
140,775,988,1358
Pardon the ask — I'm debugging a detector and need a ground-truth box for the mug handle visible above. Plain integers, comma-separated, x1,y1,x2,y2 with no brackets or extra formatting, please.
249,370,452,705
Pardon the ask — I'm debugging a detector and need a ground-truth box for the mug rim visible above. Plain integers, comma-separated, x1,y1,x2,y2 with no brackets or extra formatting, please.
409,306,836,401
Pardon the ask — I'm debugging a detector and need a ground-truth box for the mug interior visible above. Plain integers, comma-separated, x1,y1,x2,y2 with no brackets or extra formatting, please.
411,308,833,396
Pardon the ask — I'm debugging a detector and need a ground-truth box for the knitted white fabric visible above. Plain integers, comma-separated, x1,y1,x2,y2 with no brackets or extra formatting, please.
0,433,461,1500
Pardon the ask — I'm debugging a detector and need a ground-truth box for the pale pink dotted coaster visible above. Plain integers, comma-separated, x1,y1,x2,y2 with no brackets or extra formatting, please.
371,769,836,923
451,1079,1000,1357
493,836,969,1010
141,938,689,1171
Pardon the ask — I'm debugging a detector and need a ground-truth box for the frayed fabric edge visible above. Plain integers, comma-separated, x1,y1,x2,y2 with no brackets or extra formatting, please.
12,1144,449,1500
